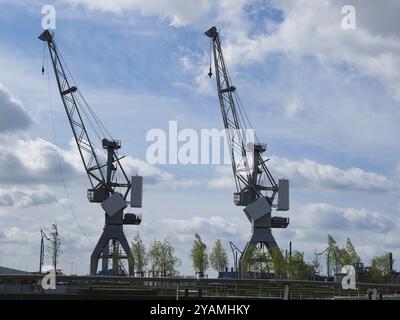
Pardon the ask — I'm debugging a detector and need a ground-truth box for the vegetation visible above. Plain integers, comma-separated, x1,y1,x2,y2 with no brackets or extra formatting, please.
130,232,147,276
270,247,286,279
125,232,394,284
327,235,342,275
148,238,180,277
241,245,317,280
210,239,229,273
287,251,309,280
343,238,361,266
370,253,393,283
325,235,362,276
190,233,209,277
242,244,271,274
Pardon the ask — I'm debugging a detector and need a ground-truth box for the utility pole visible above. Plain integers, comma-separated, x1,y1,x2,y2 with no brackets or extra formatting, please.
39,229,50,273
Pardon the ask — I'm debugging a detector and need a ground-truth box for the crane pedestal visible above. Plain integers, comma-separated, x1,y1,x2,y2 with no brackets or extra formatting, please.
238,212,284,278
91,209,142,276
91,221,133,276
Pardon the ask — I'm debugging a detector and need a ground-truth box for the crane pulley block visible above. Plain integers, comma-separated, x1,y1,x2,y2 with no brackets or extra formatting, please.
102,138,121,150
220,86,236,93
61,86,77,96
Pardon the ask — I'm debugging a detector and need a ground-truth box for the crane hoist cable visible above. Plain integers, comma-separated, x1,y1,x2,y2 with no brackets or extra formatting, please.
208,38,213,78
44,49,94,246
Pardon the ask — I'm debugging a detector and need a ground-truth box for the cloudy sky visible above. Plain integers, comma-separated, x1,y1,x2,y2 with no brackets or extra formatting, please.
0,0,399,276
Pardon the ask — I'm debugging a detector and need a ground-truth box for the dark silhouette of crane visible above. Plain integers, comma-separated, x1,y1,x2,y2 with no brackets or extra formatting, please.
39,30,143,276
205,26,290,277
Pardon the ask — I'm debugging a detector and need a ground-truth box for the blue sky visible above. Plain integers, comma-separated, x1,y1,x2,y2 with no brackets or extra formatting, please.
0,0,400,276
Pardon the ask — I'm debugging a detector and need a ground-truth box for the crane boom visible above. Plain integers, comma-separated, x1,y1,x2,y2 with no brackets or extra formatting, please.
206,26,289,278
39,29,142,276
39,30,105,190
39,30,132,202
205,26,279,207
207,27,252,195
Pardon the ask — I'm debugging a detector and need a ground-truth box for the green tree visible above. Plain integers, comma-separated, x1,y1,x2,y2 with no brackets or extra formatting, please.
210,239,229,273
370,253,392,283
47,223,61,272
240,244,271,275
327,235,342,275
270,247,286,279
343,238,361,266
148,238,180,277
326,236,362,276
131,232,147,276
190,233,208,277
287,251,308,280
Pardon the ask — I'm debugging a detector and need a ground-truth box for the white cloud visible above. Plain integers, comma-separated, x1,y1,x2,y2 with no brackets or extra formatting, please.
122,155,173,185
0,134,203,200
0,187,59,209
66,0,214,27
284,202,400,267
270,156,398,193
294,202,394,233
0,137,82,185
208,166,234,189
0,83,31,132
208,156,399,193
159,215,245,243
221,0,400,100
0,226,37,244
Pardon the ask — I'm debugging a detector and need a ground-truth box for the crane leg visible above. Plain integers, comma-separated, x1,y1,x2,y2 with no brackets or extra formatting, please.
90,224,134,276
238,216,284,279
90,229,109,275
119,234,134,276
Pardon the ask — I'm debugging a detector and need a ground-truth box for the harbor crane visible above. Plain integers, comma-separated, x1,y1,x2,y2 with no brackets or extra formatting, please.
39,30,143,276
205,26,290,277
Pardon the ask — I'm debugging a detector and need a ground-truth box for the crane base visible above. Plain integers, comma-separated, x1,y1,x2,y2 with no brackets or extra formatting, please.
90,224,134,276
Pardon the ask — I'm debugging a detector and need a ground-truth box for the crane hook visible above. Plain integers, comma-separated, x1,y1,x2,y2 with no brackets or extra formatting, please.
208,66,213,78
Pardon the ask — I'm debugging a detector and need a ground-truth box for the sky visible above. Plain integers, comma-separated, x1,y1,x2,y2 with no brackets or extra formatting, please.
0,0,400,276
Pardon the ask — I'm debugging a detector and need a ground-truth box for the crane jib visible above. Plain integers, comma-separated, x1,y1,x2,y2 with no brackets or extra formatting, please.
39,29,143,276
